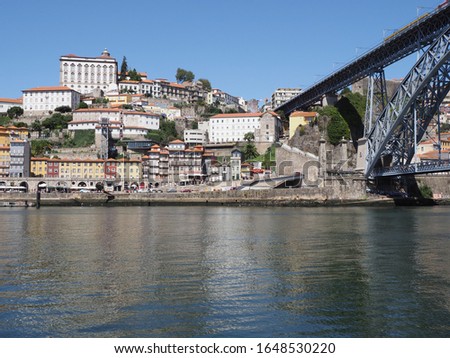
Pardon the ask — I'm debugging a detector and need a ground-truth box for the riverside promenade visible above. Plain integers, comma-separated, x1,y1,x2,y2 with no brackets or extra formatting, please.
0,187,396,207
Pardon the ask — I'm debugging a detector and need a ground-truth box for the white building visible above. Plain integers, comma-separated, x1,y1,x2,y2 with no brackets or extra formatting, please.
207,89,240,107
209,112,282,144
209,113,261,143
22,86,81,115
69,108,159,139
59,49,118,95
184,129,208,145
271,88,302,109
0,98,23,114
142,103,182,120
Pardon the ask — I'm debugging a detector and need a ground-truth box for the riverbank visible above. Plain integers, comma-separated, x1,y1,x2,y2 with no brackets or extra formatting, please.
0,188,401,207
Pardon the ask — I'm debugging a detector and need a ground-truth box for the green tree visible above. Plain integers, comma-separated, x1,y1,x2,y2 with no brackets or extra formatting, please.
319,106,350,145
7,106,23,119
42,113,72,131
176,68,195,83
243,142,259,160
31,139,53,156
335,91,365,147
31,120,43,136
244,132,255,142
119,56,128,80
12,121,28,128
419,183,433,199
198,78,212,91
145,118,179,145
128,68,141,81
263,145,275,169
0,116,12,126
78,101,88,109
54,105,72,113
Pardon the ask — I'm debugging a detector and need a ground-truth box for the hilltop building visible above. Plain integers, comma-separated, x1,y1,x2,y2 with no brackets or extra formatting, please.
59,49,118,95
0,98,23,114
209,112,282,146
289,111,318,139
271,88,302,109
22,86,81,115
69,108,160,139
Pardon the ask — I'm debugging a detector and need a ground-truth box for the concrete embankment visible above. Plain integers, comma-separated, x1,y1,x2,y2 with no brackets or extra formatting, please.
0,188,396,207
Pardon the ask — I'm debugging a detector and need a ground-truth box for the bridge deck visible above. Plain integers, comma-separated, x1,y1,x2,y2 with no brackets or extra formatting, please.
371,161,450,177
277,3,450,114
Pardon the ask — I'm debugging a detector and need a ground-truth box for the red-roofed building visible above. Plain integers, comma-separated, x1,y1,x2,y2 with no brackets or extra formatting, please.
142,140,213,184
22,86,81,115
209,112,282,145
0,98,23,114
69,108,160,140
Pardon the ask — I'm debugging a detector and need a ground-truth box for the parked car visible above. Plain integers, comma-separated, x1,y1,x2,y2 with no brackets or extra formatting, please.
180,188,192,193
166,188,177,193
148,188,163,193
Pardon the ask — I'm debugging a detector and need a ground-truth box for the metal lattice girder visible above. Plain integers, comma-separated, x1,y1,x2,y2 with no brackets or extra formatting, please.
364,70,388,137
277,3,450,115
365,25,450,177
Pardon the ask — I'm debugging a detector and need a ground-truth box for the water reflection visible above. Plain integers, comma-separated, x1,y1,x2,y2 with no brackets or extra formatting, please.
0,206,449,337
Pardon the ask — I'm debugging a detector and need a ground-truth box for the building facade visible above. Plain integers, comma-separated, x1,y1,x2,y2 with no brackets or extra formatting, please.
142,141,212,184
22,86,81,115
9,139,31,178
207,89,240,107
254,112,283,144
59,49,118,95
0,98,23,114
271,88,302,109
184,129,208,145
69,108,160,139
30,157,142,183
289,111,318,139
0,126,30,178
209,112,282,144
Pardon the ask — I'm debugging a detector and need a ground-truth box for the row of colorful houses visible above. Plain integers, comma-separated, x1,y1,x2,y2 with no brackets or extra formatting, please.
28,138,256,186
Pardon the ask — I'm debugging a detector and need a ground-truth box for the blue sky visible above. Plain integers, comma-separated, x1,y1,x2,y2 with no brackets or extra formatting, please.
0,0,445,102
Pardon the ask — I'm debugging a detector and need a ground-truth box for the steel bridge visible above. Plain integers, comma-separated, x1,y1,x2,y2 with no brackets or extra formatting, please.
277,3,450,114
276,2,450,179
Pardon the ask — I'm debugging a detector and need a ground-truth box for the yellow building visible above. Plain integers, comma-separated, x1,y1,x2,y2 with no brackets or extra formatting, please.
0,125,29,177
0,126,10,177
59,158,105,180
105,92,132,107
116,159,141,183
30,157,49,177
289,111,317,139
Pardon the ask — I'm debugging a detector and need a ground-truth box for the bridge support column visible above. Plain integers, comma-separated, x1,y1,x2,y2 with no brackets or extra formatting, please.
356,137,367,172
319,136,327,178
339,138,348,171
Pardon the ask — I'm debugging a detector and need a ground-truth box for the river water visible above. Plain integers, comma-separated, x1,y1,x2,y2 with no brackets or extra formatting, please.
0,206,449,338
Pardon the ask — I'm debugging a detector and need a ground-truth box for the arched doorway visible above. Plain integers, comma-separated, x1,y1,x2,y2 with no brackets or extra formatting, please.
19,181,28,193
37,181,47,192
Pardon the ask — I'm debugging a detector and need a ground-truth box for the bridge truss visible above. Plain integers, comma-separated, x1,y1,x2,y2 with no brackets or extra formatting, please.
366,25,450,178
276,3,450,114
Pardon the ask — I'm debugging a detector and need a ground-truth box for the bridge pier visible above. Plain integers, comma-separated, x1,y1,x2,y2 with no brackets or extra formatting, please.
356,137,367,172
